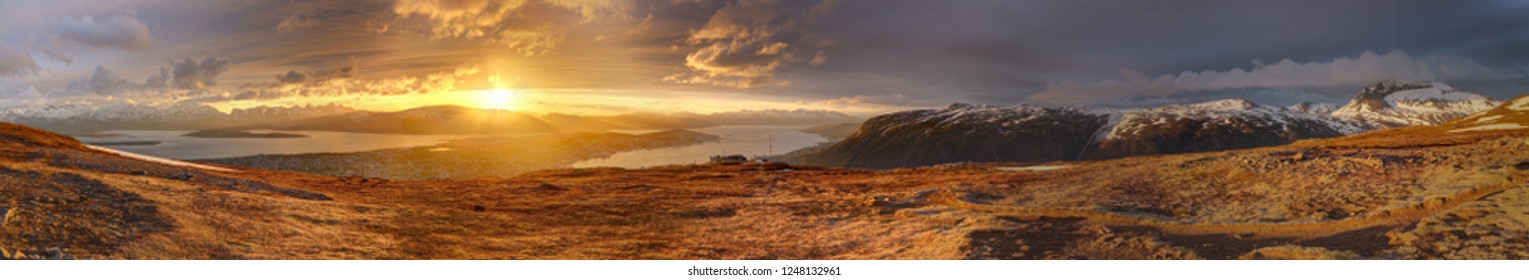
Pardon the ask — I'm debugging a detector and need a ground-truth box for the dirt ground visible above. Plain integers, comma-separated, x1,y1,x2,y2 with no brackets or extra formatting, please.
1,115,1526,259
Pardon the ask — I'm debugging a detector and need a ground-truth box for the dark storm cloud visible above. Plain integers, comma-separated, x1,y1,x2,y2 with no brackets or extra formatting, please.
783,0,1529,105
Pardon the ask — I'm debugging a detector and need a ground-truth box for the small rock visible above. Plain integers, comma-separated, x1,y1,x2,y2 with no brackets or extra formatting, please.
536,182,567,192
1,206,13,226
43,247,71,260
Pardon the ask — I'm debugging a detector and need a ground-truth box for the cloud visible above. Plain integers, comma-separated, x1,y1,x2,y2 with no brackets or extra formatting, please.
664,0,837,89
808,50,827,66
187,64,480,104
166,56,231,89
276,70,308,84
814,93,910,108
41,48,74,65
1026,50,1505,105
44,14,155,50
274,57,359,85
276,13,321,33
66,66,136,95
0,44,40,78
392,0,629,56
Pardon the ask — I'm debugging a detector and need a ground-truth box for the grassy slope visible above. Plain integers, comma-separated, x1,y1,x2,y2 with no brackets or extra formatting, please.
1,95,1527,259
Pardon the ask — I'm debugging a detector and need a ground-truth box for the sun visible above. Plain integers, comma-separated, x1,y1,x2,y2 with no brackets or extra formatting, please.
483,89,519,111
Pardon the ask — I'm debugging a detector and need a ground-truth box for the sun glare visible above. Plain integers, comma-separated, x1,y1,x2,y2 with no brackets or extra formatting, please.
484,89,519,111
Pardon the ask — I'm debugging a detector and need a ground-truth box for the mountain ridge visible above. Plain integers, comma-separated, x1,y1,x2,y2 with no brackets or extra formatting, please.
790,82,1504,168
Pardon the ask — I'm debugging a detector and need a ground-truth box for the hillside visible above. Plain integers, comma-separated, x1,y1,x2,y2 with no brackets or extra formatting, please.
1,95,1526,259
799,122,863,140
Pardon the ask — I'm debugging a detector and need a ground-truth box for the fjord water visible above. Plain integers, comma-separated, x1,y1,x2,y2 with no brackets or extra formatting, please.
572,126,828,168
70,126,829,167
73,130,485,159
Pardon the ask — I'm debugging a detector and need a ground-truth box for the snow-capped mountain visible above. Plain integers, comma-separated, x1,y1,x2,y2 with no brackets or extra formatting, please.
0,102,357,134
1330,82,1500,129
240,105,554,134
0,104,93,121
791,103,1107,168
227,104,355,122
790,82,1500,168
1084,99,1359,160
705,109,859,126
72,103,227,123
1286,102,1340,116
792,99,1357,168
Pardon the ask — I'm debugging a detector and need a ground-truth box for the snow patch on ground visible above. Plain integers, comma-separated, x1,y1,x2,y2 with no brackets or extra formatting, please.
1450,123,1527,133
86,145,239,173
1474,115,1504,123
995,165,1076,171
1511,96,1529,111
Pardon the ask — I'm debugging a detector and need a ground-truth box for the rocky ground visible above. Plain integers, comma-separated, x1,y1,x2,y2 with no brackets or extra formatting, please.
0,99,1526,259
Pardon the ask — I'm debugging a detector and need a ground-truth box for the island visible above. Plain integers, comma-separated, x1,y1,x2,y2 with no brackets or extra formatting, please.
183,130,309,138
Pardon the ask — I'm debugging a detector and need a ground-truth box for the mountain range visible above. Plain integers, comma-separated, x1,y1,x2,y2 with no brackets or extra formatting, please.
221,106,860,135
789,82,1502,168
0,102,859,135
0,103,356,135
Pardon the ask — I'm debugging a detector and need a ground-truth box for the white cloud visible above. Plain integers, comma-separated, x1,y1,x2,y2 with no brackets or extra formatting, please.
1026,50,1504,105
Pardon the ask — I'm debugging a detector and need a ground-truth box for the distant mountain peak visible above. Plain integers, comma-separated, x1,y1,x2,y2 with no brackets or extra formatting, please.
1287,102,1340,115
1183,98,1259,111
945,103,976,110
1331,81,1499,128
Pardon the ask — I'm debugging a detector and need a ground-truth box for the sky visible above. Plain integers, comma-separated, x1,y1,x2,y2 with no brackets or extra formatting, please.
2,0,1528,116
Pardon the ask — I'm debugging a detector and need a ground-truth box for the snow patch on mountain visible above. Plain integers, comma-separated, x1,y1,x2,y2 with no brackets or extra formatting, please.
1330,82,1499,128
1100,98,1365,140
1450,123,1526,133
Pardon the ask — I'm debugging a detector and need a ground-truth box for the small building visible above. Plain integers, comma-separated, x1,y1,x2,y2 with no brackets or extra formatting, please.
709,154,748,165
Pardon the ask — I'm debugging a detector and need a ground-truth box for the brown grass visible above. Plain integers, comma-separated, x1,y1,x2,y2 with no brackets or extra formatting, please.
1,119,1526,259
